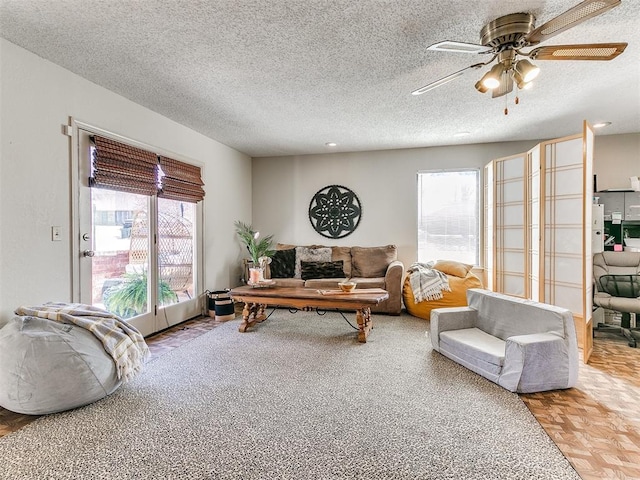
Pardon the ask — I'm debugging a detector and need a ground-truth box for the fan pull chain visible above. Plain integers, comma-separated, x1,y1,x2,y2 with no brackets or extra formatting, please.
504,92,509,115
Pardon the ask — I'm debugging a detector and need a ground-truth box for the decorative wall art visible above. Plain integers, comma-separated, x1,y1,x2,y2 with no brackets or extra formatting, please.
308,185,362,239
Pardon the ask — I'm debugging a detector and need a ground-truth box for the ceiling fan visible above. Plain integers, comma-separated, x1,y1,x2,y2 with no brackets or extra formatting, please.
411,0,628,102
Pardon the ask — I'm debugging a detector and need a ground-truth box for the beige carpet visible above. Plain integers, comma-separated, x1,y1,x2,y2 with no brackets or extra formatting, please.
0,310,579,479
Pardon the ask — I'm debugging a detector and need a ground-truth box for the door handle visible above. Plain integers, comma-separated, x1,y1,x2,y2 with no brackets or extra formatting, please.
83,250,95,257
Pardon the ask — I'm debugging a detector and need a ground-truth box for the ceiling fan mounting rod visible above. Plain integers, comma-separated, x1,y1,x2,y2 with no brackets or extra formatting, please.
497,50,516,69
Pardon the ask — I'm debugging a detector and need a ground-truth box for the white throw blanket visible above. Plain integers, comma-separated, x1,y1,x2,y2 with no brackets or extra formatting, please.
15,302,150,382
407,262,451,303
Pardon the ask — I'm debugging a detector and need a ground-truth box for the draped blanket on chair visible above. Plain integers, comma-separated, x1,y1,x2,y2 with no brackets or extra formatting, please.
407,262,451,303
14,302,149,382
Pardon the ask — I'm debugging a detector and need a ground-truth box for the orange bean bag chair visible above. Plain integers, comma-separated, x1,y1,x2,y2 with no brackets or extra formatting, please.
403,260,483,320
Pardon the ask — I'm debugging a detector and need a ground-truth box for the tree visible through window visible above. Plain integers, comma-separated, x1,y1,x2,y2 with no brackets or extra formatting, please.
417,170,479,265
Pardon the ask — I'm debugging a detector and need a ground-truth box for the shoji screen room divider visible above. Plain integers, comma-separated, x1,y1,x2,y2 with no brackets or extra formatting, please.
484,122,594,362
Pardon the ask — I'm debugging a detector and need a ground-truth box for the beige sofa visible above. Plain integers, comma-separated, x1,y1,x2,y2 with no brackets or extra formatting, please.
265,244,404,315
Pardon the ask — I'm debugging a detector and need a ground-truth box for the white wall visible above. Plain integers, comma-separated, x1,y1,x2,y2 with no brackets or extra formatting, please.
593,133,640,191
0,39,251,320
253,141,539,270
253,132,639,271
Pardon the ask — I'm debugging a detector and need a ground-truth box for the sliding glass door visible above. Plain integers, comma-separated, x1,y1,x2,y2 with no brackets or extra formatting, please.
75,124,202,337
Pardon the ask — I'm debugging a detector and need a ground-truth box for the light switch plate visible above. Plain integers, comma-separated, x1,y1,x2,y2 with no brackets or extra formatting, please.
51,226,62,241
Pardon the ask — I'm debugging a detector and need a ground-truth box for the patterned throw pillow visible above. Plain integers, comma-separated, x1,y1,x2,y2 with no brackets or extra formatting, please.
269,248,296,278
301,261,345,281
294,246,332,279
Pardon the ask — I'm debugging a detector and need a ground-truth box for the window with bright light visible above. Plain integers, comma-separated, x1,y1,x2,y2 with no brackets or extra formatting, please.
417,169,480,265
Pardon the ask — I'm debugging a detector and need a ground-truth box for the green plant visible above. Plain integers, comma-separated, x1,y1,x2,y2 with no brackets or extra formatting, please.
234,220,275,266
104,273,177,319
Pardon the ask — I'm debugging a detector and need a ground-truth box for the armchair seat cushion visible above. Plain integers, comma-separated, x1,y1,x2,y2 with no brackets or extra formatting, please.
440,328,506,368
594,292,640,312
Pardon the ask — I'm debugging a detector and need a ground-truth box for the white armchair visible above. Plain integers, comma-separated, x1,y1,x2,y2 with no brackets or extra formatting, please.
430,289,579,393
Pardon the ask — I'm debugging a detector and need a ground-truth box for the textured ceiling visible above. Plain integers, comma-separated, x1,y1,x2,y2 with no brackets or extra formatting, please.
1,0,639,157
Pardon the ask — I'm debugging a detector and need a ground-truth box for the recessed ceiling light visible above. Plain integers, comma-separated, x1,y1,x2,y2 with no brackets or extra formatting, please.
325,142,337,147
593,121,612,128
454,131,470,137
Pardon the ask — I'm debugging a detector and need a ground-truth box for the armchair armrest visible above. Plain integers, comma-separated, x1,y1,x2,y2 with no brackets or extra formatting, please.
429,307,477,352
499,332,577,393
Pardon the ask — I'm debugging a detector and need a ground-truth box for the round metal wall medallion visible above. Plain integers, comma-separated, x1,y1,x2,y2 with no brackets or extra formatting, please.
308,185,362,239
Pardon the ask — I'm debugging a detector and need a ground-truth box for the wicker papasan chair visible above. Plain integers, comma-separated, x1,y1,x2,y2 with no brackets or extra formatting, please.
403,260,483,320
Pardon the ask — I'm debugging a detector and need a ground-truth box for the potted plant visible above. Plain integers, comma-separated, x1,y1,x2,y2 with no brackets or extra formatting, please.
234,221,275,283
104,272,177,319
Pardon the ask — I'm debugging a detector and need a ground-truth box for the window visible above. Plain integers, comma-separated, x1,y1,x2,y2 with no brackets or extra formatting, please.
417,169,480,265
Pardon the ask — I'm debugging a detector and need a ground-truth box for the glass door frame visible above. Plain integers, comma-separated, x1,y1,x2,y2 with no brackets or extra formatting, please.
70,118,204,337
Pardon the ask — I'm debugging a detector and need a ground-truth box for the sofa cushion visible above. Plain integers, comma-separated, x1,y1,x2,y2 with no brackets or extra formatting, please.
351,245,397,277
440,327,506,368
270,248,297,278
349,277,386,289
295,246,332,279
331,246,352,277
434,260,473,278
273,278,305,288
301,260,345,280
305,278,346,289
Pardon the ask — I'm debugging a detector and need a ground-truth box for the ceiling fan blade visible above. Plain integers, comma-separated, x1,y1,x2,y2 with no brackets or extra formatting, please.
411,63,484,95
529,42,627,60
491,74,513,99
525,0,621,46
427,41,492,54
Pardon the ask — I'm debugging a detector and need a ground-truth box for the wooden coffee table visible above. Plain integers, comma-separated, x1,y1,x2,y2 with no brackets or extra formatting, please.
228,285,389,343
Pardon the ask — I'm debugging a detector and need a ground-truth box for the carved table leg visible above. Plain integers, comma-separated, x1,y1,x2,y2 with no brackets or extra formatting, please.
356,307,373,343
238,302,267,333
238,302,251,332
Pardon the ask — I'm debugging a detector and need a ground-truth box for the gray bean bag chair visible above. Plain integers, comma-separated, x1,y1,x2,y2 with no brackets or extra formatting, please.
0,315,122,415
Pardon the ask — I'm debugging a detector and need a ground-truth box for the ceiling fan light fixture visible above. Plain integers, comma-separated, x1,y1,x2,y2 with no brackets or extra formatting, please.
480,63,504,90
475,80,489,93
514,59,540,83
519,80,534,90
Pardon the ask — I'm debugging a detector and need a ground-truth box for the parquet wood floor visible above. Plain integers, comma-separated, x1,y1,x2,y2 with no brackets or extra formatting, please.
1,314,639,480
521,329,640,480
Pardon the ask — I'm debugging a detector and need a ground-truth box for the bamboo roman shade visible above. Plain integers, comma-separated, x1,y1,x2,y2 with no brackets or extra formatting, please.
158,156,205,203
90,136,158,196
90,136,205,203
